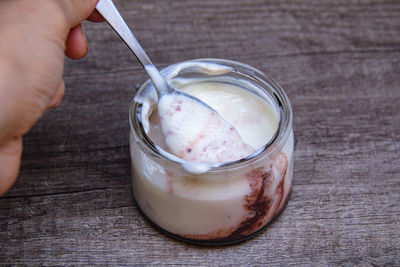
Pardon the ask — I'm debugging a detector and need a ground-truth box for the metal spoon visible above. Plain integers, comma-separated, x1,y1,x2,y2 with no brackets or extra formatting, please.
96,0,254,163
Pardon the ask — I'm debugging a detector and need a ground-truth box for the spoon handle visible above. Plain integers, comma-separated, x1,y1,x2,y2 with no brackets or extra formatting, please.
96,0,153,67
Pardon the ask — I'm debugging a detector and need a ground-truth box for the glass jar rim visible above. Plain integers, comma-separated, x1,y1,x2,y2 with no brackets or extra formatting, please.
129,58,293,174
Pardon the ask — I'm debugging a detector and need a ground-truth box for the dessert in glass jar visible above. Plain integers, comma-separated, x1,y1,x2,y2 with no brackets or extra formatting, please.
129,58,294,245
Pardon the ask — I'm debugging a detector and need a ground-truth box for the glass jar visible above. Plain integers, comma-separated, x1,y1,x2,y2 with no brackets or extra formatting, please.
129,58,294,245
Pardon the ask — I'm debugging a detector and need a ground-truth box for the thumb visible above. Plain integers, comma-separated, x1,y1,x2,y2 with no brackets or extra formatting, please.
60,0,99,27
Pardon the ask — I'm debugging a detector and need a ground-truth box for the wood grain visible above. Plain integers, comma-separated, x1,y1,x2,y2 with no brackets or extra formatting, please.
1,0,399,265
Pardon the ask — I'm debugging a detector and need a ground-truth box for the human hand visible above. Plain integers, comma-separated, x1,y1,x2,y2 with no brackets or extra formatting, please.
0,0,103,195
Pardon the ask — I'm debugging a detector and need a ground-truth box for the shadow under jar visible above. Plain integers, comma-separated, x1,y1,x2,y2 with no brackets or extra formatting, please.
129,58,294,245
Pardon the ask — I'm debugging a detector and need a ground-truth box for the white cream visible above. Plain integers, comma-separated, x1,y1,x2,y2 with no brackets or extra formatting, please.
181,82,278,150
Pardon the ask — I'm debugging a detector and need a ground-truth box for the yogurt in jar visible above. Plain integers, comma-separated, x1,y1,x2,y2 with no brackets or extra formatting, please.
130,59,294,244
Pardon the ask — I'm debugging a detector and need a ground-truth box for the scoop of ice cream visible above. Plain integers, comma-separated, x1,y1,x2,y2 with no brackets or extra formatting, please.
157,93,254,163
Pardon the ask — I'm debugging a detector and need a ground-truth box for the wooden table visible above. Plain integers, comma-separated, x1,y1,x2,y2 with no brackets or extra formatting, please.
1,0,399,265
